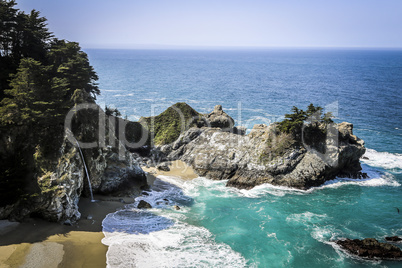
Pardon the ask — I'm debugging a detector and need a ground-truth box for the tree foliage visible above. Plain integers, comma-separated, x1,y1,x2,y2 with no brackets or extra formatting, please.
105,105,122,117
278,103,334,140
0,0,53,97
0,0,100,206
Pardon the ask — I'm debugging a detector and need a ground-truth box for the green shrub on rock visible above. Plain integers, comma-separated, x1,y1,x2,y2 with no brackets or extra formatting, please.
139,102,204,146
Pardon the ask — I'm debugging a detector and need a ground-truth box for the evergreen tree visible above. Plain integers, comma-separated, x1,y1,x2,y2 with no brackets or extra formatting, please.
48,39,99,101
0,0,52,99
0,0,100,207
278,103,334,140
0,0,18,96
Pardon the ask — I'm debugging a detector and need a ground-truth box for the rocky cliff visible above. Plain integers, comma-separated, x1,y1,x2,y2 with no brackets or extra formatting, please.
160,105,366,190
0,105,147,223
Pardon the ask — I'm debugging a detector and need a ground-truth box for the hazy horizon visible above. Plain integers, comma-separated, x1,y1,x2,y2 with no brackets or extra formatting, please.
82,44,402,50
17,0,402,50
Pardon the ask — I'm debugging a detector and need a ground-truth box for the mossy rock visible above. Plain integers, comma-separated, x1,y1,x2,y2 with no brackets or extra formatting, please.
259,128,296,163
140,102,204,146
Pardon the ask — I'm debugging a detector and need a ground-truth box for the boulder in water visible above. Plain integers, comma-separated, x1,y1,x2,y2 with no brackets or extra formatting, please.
336,238,402,260
137,200,152,209
385,236,402,242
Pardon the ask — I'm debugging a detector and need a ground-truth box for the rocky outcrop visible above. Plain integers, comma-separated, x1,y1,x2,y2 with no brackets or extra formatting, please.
162,106,366,190
139,102,203,146
205,105,235,129
139,103,237,146
336,238,402,260
386,236,402,242
0,105,147,223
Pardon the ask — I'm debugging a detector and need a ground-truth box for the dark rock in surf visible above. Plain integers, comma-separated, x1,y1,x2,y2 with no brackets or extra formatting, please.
336,238,402,260
137,200,152,209
386,236,402,242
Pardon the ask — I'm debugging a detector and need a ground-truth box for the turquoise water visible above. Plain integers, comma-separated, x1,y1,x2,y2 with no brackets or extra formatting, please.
87,49,402,267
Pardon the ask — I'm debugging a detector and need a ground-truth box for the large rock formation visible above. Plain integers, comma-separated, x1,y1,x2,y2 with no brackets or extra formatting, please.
161,106,366,190
0,105,147,223
139,102,203,146
139,103,237,146
336,238,402,260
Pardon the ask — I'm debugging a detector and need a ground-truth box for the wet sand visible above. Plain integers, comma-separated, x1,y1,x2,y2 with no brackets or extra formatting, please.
0,160,198,268
0,196,134,268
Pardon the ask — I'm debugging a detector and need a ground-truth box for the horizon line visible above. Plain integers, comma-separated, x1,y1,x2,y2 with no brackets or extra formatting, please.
82,44,402,51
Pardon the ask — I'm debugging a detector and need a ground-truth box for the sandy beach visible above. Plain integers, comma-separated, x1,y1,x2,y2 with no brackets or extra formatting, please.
0,160,197,268
0,195,133,268
142,160,198,181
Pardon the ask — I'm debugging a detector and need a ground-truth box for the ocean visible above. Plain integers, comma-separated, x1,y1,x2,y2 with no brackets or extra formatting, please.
87,48,402,267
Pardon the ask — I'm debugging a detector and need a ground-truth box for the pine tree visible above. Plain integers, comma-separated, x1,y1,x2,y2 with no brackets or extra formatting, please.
0,1,52,98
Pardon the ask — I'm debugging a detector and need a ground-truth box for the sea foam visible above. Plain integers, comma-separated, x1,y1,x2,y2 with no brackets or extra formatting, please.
102,176,248,268
361,148,402,171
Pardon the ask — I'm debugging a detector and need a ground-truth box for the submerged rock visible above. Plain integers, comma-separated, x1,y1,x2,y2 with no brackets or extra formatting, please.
336,238,402,260
137,200,152,209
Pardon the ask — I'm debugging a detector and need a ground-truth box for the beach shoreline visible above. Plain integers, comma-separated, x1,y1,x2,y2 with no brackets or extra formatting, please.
0,195,133,268
0,160,197,268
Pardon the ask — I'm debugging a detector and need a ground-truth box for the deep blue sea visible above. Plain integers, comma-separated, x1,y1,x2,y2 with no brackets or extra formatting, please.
87,48,402,267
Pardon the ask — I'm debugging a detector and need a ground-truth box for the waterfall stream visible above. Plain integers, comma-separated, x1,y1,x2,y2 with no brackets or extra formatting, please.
75,140,95,202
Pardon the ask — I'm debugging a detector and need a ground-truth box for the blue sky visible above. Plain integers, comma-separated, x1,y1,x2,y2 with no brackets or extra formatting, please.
17,0,402,49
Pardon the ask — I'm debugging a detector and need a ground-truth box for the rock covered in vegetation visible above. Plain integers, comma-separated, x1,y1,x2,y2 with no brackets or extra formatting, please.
162,105,365,190
336,238,402,260
139,102,203,146
0,106,147,223
139,102,236,146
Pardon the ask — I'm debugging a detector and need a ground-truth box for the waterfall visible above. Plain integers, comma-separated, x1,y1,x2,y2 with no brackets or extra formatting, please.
75,140,95,202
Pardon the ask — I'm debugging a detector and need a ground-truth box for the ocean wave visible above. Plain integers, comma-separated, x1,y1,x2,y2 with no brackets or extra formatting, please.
102,209,174,235
361,148,402,171
102,177,248,268
286,212,329,228
232,166,400,198
103,220,248,268
113,93,134,97
102,89,124,92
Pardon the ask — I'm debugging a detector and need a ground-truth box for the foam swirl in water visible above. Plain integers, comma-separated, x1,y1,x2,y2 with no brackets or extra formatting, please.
102,177,248,268
361,148,402,171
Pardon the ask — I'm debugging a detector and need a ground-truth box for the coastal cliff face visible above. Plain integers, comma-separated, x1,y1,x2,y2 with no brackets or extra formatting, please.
160,106,366,190
0,106,147,223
